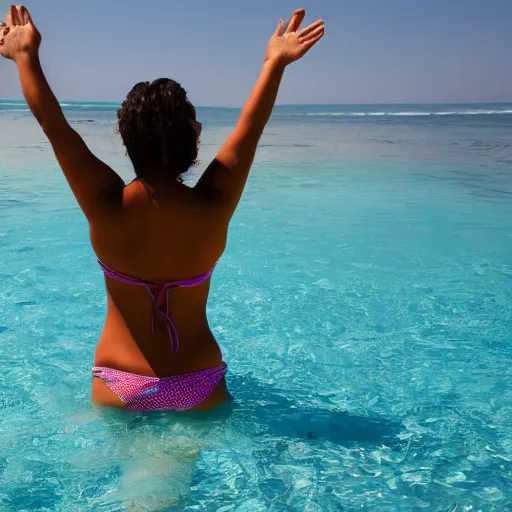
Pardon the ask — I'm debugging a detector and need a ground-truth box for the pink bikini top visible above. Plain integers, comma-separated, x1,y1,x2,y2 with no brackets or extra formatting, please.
98,259,216,352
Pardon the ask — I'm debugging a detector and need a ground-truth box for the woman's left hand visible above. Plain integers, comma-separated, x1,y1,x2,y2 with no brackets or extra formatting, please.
0,5,41,61
265,9,324,67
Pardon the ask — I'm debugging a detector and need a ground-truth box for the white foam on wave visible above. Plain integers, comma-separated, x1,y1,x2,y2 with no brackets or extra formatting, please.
456,110,512,115
389,112,431,116
0,101,119,110
0,108,30,112
305,112,345,116
297,109,512,117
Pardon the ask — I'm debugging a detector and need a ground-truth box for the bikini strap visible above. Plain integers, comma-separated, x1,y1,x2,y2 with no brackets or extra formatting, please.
98,259,216,352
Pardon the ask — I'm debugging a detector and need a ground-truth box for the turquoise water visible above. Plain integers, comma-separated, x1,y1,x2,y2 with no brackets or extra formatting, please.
1,100,511,511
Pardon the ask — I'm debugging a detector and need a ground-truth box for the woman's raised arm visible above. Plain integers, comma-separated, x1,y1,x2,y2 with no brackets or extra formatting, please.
0,5,124,223
196,8,324,220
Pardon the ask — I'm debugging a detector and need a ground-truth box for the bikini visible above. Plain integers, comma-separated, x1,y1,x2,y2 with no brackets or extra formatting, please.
92,260,227,412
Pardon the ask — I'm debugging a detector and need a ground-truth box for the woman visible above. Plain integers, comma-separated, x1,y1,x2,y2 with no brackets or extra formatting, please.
0,5,325,412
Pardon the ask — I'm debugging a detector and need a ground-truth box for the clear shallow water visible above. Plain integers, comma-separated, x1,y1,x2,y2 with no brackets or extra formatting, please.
0,101,511,511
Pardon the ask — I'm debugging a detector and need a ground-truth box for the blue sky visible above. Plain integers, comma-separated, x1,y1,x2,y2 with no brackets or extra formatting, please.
0,0,511,105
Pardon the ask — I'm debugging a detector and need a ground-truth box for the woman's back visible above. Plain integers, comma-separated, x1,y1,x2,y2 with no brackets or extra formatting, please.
91,179,230,407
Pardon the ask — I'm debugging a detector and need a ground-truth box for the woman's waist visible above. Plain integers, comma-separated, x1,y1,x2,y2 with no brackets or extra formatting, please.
95,317,222,377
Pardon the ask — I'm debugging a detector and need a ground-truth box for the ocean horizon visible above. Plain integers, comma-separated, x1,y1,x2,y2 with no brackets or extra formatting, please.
2,98,512,110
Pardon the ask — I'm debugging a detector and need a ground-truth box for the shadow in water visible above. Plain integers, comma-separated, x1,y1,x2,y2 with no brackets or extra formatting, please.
188,373,401,448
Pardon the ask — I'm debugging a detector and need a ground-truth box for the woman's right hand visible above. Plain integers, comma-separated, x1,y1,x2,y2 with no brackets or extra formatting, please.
0,5,41,62
265,9,324,67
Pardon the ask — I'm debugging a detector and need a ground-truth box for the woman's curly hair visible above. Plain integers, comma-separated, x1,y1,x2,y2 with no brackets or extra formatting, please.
117,78,201,179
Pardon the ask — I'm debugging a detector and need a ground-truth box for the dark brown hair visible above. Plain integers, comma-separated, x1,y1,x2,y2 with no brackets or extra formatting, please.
117,78,201,179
